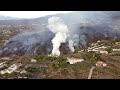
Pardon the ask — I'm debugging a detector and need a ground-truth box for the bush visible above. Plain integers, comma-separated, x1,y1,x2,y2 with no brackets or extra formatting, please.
57,58,68,68
82,52,101,61
83,52,93,60
34,55,46,61
106,47,112,53
45,56,57,61
70,53,82,58
52,57,68,69
20,73,32,78
94,53,101,60
26,67,38,73
52,63,59,69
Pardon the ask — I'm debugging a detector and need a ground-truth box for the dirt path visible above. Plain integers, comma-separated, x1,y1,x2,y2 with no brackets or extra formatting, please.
88,66,95,79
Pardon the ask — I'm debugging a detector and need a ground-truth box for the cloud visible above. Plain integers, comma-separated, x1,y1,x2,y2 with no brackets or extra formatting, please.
0,11,73,18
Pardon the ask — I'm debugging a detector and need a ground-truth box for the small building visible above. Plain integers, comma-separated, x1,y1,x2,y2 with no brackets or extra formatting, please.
99,50,108,54
115,42,120,45
15,63,22,69
96,61,107,67
97,40,100,43
78,50,84,53
88,49,99,52
98,46,107,51
18,77,27,79
1,57,11,60
67,57,84,64
0,61,7,68
20,70,27,74
31,59,37,63
14,70,20,73
112,49,120,52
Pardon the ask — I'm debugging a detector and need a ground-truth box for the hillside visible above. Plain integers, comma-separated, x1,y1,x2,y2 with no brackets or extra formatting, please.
0,15,21,20
0,11,120,79
0,40,120,79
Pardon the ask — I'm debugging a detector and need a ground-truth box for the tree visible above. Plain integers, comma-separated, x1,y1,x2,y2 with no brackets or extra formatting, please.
106,47,112,53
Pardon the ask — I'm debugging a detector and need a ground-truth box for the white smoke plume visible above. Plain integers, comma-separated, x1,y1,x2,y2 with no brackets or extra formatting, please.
68,34,80,53
47,17,68,56
68,39,75,52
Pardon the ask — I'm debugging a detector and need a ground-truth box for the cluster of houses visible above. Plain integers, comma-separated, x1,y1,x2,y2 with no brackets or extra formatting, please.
87,44,120,54
0,25,8,27
0,57,39,78
88,40,120,54
1,57,11,61
87,45,108,54
0,63,22,74
2,30,11,34
0,57,28,76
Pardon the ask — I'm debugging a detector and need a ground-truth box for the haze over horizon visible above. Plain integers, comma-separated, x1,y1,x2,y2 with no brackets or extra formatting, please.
0,11,73,19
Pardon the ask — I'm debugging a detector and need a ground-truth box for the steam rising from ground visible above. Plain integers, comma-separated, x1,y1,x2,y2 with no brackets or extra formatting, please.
68,39,75,52
47,17,69,56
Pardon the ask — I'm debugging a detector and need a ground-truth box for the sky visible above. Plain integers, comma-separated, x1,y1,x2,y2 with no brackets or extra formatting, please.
0,11,73,19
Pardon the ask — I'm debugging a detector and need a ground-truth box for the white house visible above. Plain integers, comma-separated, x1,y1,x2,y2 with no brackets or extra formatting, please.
78,50,84,53
31,59,37,63
1,57,11,60
99,51,108,54
20,70,27,74
67,57,84,64
88,49,99,52
112,49,120,52
0,61,7,68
